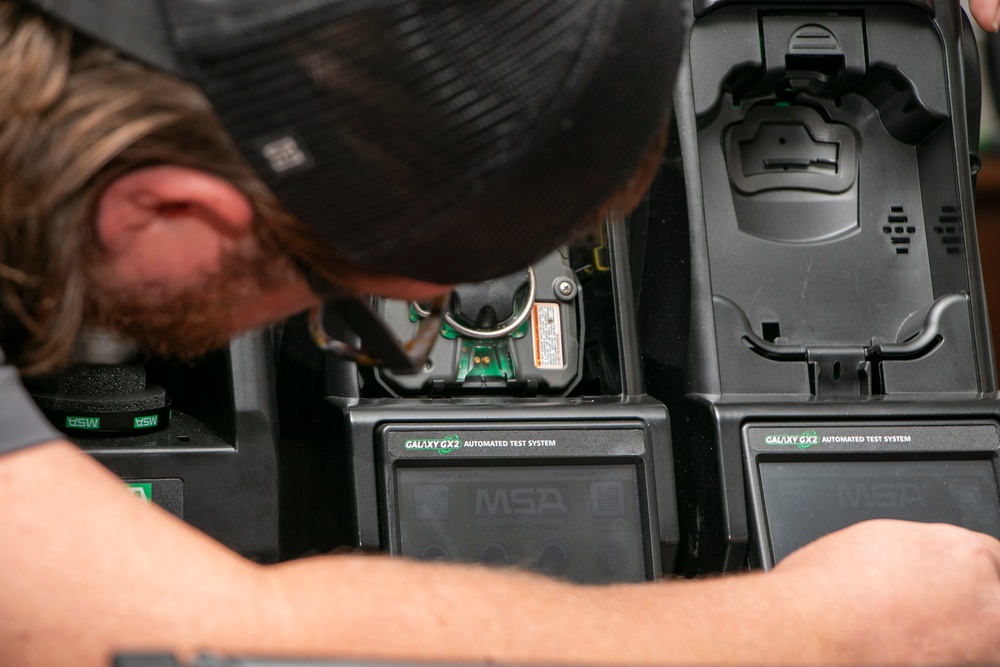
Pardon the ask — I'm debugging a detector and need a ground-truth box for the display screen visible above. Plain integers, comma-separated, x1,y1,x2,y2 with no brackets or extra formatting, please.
395,465,646,583
760,460,1000,562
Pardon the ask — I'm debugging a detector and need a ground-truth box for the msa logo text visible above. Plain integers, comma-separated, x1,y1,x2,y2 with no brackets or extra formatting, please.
838,483,927,509
66,416,100,430
134,415,159,429
475,488,568,515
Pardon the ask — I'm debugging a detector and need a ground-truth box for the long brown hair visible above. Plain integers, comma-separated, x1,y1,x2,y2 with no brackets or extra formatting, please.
0,3,351,375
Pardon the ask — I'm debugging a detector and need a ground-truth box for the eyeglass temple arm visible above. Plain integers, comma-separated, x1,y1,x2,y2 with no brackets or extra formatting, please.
318,296,421,373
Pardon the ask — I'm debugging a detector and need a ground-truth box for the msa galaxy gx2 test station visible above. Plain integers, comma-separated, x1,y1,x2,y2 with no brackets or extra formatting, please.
635,0,1000,572
326,221,680,584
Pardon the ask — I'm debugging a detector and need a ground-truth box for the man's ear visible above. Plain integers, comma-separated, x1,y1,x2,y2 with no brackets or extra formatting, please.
96,165,254,254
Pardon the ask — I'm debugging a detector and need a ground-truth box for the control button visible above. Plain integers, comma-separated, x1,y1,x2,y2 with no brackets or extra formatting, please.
418,543,451,561
478,541,511,565
534,540,571,577
414,485,450,521
591,481,626,517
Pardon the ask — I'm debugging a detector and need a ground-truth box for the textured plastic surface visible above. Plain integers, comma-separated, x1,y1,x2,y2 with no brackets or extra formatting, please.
637,0,1000,574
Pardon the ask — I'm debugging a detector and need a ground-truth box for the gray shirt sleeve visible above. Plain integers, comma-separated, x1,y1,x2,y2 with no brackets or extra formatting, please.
0,348,63,455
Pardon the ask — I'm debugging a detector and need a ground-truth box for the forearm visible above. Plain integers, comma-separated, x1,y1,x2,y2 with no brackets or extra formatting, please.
260,553,835,666
0,442,270,666
0,442,814,666
3,443,998,666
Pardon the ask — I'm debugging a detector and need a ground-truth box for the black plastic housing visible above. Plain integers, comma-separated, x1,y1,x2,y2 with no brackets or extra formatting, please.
637,0,1000,573
329,218,680,582
81,332,282,561
337,398,676,582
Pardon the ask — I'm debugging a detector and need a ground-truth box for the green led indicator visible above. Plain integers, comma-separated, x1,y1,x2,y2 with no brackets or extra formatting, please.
127,483,153,503
66,416,100,430
133,415,159,429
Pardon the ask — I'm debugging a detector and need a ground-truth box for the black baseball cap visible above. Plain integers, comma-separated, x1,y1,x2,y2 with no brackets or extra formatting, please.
20,0,687,285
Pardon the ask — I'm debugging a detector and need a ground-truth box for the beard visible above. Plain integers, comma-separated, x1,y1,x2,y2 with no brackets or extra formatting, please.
86,242,303,362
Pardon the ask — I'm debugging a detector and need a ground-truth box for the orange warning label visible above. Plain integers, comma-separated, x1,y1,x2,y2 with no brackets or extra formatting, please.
532,303,563,369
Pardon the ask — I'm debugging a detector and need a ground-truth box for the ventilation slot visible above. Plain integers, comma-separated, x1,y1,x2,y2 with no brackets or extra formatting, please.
933,205,963,255
882,205,915,255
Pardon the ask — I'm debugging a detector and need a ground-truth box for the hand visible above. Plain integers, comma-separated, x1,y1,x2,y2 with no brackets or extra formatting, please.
971,0,1000,32
772,519,1000,664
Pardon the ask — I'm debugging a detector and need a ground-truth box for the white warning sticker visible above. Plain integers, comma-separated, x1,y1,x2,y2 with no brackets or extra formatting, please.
532,303,564,369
